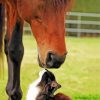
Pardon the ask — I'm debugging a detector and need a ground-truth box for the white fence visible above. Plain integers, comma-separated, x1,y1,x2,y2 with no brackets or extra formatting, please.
23,12,100,37
66,12,100,37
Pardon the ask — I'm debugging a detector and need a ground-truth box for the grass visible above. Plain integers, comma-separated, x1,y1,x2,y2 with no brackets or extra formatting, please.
0,35,100,100
72,0,100,13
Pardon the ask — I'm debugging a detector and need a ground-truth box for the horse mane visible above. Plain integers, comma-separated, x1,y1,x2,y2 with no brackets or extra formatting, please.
44,0,73,13
45,0,68,7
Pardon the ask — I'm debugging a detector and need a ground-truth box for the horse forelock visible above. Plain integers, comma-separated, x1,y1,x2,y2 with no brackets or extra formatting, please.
44,0,69,12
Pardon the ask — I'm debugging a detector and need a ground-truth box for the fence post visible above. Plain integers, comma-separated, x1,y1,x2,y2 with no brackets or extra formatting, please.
77,14,81,37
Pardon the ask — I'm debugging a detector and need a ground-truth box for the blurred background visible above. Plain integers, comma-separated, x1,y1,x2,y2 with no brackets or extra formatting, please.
0,0,100,100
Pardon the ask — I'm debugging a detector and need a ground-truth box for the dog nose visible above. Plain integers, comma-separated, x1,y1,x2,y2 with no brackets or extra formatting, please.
46,52,66,68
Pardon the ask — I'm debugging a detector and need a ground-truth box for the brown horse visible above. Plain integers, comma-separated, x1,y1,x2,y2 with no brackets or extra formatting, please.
0,0,73,99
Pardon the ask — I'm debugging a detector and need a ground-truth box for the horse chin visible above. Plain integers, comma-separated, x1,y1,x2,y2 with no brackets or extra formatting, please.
38,56,59,69
38,58,49,68
38,55,46,68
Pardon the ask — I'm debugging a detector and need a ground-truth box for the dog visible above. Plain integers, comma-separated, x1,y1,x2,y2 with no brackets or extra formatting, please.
26,69,71,100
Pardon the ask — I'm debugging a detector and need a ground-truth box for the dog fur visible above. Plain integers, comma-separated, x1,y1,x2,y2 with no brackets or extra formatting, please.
26,69,71,100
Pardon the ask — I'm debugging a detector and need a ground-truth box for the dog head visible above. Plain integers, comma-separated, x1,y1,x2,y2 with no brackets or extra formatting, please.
26,69,61,100
38,69,61,97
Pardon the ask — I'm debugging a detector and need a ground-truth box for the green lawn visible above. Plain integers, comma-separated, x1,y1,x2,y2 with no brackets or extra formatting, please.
72,0,100,13
0,35,100,100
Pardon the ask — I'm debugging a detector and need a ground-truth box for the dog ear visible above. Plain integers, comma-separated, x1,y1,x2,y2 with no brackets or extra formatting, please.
51,81,61,89
42,81,61,93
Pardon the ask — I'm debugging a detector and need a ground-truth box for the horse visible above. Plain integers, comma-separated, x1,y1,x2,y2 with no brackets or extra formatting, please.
0,0,73,99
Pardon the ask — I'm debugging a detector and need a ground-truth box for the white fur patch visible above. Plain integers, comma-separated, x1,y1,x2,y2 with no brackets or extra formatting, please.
39,69,47,77
26,69,47,100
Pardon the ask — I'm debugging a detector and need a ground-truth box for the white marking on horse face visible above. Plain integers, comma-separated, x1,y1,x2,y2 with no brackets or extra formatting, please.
26,69,47,100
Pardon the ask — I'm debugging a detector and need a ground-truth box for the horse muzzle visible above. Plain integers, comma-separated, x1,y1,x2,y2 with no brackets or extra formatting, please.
38,52,66,68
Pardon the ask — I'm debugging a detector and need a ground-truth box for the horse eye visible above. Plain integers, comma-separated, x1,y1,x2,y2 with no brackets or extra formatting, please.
34,16,42,23
34,15,39,19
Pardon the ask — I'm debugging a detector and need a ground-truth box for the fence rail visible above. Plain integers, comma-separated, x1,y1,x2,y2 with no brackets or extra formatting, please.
66,12,100,37
23,12,100,37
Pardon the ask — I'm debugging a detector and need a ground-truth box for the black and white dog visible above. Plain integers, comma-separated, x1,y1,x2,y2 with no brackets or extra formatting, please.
26,69,71,100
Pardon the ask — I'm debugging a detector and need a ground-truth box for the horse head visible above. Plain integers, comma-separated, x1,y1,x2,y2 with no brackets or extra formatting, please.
17,0,73,68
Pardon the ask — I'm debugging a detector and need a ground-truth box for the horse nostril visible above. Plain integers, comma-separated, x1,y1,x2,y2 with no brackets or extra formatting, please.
46,52,66,68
